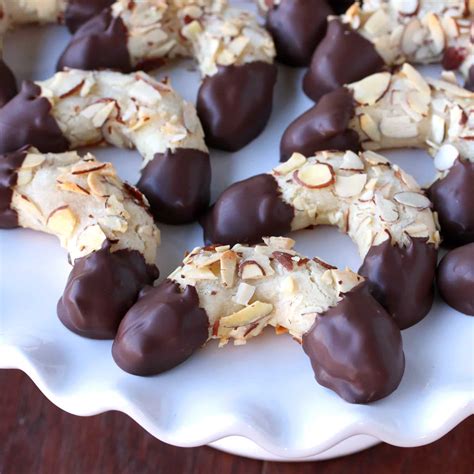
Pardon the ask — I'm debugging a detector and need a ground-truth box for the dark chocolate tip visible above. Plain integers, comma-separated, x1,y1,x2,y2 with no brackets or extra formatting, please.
0,148,28,228
326,0,356,14
302,283,405,404
137,148,211,225
265,0,333,67
359,237,438,330
280,88,360,161
64,0,115,33
201,173,294,246
428,158,474,247
303,20,385,101
112,279,209,376
57,8,132,72
0,81,69,155
0,59,18,107
465,65,474,92
197,62,278,151
57,241,158,340
437,243,474,316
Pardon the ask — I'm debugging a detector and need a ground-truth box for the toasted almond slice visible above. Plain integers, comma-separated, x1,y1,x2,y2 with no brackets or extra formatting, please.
240,260,266,280
334,173,367,198
215,245,230,252
401,19,422,56
321,268,362,295
273,153,306,175
434,144,459,171
380,116,418,138
181,20,203,39
129,79,162,106
47,206,77,237
401,63,431,96
71,161,108,175
394,0,419,15
362,150,390,165
340,151,365,171
394,192,431,209
92,101,116,128
262,236,295,250
363,9,390,36
349,72,391,106
220,250,237,287
404,223,429,237
427,77,473,98
76,224,107,253
193,252,222,268
359,113,381,141
232,282,255,306
21,153,45,170
293,163,334,189
375,195,399,222
359,188,374,202
219,301,273,328
182,265,218,280
98,215,127,233
14,194,43,221
57,180,90,196
281,276,297,294
16,169,33,186
426,13,445,55
407,90,430,116
430,115,445,144
373,230,391,246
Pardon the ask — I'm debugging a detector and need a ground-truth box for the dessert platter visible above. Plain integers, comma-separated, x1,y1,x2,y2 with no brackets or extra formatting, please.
0,0,473,461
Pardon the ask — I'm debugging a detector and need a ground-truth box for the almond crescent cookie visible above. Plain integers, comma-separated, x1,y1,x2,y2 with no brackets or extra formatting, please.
303,0,474,100
0,147,160,338
201,149,440,329
282,64,474,245
112,237,405,404
0,69,211,224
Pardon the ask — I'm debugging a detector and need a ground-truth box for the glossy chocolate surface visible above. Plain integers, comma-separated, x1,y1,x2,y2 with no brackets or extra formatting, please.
266,0,333,67
57,242,159,340
428,159,474,247
112,280,209,376
137,148,211,224
0,59,17,107
57,8,131,72
0,82,69,154
197,62,277,151
303,20,385,101
359,238,438,329
0,149,27,228
437,243,474,316
465,65,474,92
327,0,355,13
64,0,115,33
201,174,294,245
302,284,405,404
280,88,360,161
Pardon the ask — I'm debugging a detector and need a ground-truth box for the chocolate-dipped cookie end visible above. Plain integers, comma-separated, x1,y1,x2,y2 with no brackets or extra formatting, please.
112,280,209,376
0,59,17,107
302,284,404,404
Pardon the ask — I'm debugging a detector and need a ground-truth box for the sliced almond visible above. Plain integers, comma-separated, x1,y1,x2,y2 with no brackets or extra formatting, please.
219,301,273,329
220,250,237,287
401,19,423,56
273,153,306,175
434,144,459,171
128,79,163,106
350,72,391,106
375,195,399,222
193,252,222,268
401,63,431,97
362,150,390,165
16,169,33,186
76,224,107,253
406,90,430,116
321,269,362,295
293,163,334,189
14,194,43,221
21,153,45,170
232,282,255,306
71,161,108,175
363,9,390,36
427,77,473,98
98,215,127,233
430,115,445,144
240,260,266,280
394,0,419,15
359,113,381,141
380,116,418,138
404,223,429,238
47,206,77,238
281,276,297,294
334,173,367,198
373,230,391,246
262,236,295,250
57,180,90,196
426,13,445,55
394,192,431,209
340,151,365,171
182,265,218,280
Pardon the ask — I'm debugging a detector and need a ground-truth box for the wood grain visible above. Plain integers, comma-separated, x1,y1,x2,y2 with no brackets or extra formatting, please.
0,370,472,474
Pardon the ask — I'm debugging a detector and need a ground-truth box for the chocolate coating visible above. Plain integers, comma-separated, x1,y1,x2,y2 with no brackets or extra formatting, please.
303,20,385,101
265,0,333,67
0,148,27,228
437,244,474,316
302,284,404,403
57,242,159,339
201,173,294,245
428,159,474,247
112,280,209,376
0,59,17,107
197,62,277,151
326,0,355,14
465,65,474,92
359,238,437,330
64,0,115,33
280,88,360,161
0,81,69,154
57,8,131,72
137,148,211,224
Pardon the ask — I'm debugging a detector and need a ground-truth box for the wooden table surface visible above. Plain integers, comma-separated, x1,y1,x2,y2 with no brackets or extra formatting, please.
1,369,472,474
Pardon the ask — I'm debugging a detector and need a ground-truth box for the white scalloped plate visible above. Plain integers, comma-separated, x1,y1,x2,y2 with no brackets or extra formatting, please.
1,16,473,462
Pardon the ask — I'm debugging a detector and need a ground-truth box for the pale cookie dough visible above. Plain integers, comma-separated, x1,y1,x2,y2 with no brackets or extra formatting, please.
10,147,160,264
